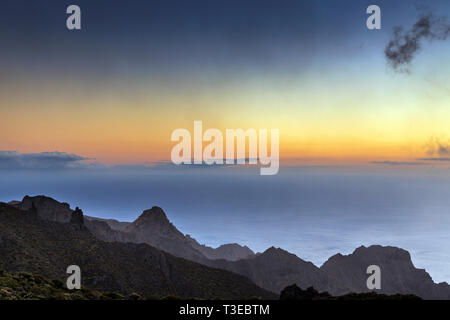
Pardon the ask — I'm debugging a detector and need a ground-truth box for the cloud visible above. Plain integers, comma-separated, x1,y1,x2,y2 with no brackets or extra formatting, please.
412,137,450,162
371,160,426,166
416,157,450,162
144,158,261,168
0,152,262,171
0,151,96,169
425,137,450,157
385,13,450,72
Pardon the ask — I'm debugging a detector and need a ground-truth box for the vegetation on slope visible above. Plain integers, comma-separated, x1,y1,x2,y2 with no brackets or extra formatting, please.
0,203,274,299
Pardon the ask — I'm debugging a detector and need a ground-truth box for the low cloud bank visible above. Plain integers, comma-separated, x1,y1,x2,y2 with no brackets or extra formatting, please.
0,151,95,169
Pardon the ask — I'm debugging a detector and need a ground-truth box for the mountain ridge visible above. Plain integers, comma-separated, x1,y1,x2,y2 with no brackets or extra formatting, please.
0,201,274,299
6,195,450,299
11,196,254,263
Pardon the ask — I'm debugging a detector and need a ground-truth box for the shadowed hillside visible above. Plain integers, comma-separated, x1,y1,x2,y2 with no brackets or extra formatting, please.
5,195,450,300
0,202,274,299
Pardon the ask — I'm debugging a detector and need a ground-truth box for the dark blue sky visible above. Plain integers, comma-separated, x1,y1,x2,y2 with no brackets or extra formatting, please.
0,0,434,77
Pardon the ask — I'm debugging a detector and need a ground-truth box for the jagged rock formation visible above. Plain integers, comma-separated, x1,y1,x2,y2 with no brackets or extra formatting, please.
11,196,254,263
122,207,207,262
122,207,253,262
13,195,72,223
70,207,85,228
320,245,450,299
6,195,450,299
212,245,450,299
0,202,274,299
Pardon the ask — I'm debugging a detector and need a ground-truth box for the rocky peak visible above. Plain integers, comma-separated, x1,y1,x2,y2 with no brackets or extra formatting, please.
70,207,84,227
133,206,169,225
123,207,207,262
319,245,450,299
262,246,292,258
354,245,411,261
323,245,413,268
125,206,182,238
14,195,73,223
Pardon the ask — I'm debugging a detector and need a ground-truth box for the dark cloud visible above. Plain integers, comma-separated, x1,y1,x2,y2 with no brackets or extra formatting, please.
385,14,450,72
0,151,95,169
372,160,426,166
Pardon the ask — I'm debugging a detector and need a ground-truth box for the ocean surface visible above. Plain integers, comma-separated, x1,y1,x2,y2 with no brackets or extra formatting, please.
2,165,450,283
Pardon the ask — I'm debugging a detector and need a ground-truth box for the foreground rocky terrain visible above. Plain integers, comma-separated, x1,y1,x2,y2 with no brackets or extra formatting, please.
0,268,127,300
0,267,419,301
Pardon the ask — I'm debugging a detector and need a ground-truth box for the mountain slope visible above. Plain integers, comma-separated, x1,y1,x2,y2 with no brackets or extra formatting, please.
84,216,130,232
7,195,450,299
208,247,327,294
0,202,274,299
123,207,207,262
211,244,450,299
0,268,126,300
320,245,450,299
11,196,255,262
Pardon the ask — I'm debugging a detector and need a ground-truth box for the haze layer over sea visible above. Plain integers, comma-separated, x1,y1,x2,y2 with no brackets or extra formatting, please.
2,165,449,283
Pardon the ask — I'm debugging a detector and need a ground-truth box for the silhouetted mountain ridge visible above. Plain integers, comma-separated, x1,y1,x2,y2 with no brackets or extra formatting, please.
6,195,450,299
10,196,251,263
185,234,255,261
320,245,450,299
0,201,274,299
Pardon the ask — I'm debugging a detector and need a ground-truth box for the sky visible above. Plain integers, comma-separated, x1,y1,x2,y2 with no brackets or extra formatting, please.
1,0,450,166
1,0,450,282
